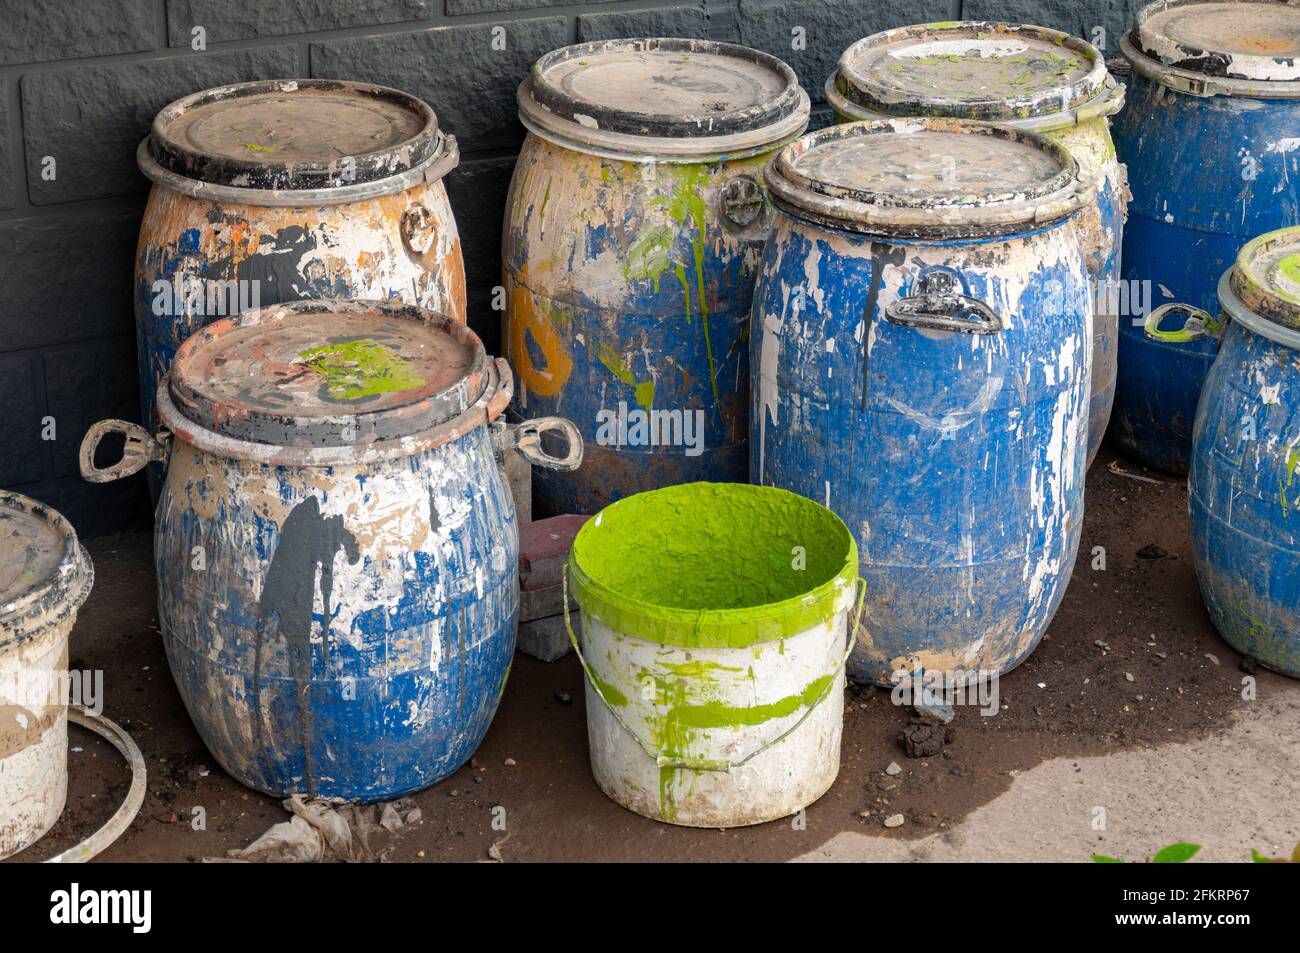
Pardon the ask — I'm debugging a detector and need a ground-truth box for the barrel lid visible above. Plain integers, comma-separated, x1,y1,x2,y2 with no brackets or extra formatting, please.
0,491,93,647
148,79,447,190
1132,0,1300,82
167,300,490,448
765,118,1092,238
518,38,810,158
834,22,1112,123
1231,226,1300,330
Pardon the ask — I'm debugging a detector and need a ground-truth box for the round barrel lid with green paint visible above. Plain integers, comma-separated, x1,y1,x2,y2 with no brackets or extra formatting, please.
834,22,1112,123
148,79,449,190
167,300,490,448
0,491,93,647
1132,0,1300,82
518,38,811,157
1231,226,1300,330
765,118,1093,238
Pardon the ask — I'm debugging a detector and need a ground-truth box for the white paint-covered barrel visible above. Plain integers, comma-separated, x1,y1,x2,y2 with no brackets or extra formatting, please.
0,491,94,859
567,482,860,827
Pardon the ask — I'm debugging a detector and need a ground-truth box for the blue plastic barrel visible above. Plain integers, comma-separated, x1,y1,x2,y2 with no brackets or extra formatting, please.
1190,226,1300,677
81,301,582,801
1112,1,1300,473
753,119,1095,686
825,21,1127,469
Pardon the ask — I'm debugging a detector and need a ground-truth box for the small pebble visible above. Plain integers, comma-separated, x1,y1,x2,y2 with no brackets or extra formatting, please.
1125,672,1135,682
883,813,905,829
504,757,516,766
885,761,902,776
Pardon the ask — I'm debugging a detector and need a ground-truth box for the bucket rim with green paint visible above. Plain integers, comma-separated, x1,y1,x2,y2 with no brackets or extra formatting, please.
568,482,858,649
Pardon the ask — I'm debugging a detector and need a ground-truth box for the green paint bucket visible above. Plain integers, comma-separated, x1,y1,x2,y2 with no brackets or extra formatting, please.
564,482,862,827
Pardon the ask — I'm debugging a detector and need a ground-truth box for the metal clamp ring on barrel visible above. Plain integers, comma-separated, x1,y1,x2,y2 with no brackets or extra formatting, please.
78,420,170,483
399,135,458,256
561,569,867,773
1144,303,1226,344
400,204,438,255
719,175,766,229
885,272,1005,334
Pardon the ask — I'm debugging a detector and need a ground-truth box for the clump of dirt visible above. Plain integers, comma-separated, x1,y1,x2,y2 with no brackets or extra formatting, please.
900,720,956,758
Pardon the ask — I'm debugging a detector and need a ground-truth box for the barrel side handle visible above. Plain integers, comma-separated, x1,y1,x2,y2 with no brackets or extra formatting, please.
495,416,583,472
79,420,169,483
885,270,1006,334
1144,303,1225,343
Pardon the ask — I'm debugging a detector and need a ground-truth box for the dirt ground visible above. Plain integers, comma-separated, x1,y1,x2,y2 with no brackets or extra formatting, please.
9,441,1300,863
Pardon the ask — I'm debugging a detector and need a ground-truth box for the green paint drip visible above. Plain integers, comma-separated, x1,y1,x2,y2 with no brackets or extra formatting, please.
659,765,678,822
595,341,655,412
666,674,833,731
673,264,692,325
665,165,720,411
623,225,675,292
589,670,629,708
300,339,426,400
660,659,742,678
1282,443,1300,517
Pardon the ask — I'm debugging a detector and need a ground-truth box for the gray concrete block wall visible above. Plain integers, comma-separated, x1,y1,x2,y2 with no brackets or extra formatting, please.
0,0,1116,535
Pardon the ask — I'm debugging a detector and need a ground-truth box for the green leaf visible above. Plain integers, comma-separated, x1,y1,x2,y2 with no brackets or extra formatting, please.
1252,849,1272,864
1092,854,1124,863
1152,843,1201,864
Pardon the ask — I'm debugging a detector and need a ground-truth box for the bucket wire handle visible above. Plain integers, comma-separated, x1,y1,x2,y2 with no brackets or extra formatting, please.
563,568,866,773
43,706,148,863
1144,303,1225,343
78,420,170,483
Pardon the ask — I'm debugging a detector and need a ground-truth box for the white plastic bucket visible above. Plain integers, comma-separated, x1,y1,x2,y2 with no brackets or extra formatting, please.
0,491,93,859
565,482,861,827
